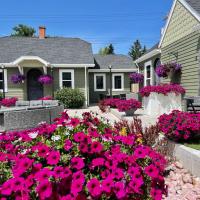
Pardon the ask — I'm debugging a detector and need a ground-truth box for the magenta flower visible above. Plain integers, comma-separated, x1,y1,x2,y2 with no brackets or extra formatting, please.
1,179,13,196
102,177,113,193
35,168,52,182
11,177,25,192
129,72,144,83
91,158,105,169
72,171,85,183
114,181,126,199
64,139,73,151
87,178,102,197
36,180,52,199
71,157,85,170
91,141,103,153
144,164,159,179
38,75,53,85
53,166,64,179
69,118,80,127
134,146,148,159
47,150,60,165
71,180,83,196
73,132,85,142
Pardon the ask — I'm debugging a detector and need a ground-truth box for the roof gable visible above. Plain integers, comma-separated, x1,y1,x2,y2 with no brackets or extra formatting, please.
159,0,200,48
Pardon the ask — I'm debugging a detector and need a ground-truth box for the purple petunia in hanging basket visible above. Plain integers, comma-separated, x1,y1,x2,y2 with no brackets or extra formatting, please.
11,74,26,84
129,72,144,83
38,75,53,85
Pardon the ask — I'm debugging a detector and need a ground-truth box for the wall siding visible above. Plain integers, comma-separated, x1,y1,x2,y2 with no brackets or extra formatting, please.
161,0,199,48
161,31,200,96
89,72,131,104
5,66,86,100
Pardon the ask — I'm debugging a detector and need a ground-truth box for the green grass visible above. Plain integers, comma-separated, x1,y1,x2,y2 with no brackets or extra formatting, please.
184,142,200,150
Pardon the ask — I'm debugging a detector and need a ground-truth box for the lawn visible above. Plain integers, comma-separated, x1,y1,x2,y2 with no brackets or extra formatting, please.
184,143,200,150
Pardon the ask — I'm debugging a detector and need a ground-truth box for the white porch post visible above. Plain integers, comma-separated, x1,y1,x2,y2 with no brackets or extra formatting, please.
84,66,88,107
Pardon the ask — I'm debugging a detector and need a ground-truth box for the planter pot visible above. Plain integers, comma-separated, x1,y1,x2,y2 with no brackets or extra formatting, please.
124,108,137,116
143,92,182,117
131,83,139,93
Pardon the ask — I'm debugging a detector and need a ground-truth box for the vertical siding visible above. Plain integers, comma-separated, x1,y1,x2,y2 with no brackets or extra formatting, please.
161,32,200,96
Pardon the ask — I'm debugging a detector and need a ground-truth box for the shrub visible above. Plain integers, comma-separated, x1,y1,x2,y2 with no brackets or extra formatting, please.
55,88,85,108
1,97,18,107
0,112,167,200
139,84,185,97
158,110,200,141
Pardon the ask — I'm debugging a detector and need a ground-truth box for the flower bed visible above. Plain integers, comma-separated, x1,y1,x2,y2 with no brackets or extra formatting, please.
0,112,167,200
158,110,200,141
140,84,185,97
1,97,18,107
99,98,141,115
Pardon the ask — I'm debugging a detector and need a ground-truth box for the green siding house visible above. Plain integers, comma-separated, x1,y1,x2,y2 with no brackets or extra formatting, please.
136,0,200,97
0,27,136,105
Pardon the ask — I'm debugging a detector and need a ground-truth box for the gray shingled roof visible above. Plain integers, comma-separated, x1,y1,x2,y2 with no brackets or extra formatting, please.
0,37,94,64
185,0,200,16
94,54,136,69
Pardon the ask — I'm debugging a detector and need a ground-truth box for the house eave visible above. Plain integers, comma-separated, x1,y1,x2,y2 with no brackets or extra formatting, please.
135,49,161,64
88,69,137,73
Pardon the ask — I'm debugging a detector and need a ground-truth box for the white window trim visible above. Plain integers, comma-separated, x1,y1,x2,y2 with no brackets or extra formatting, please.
144,61,153,86
112,73,124,91
94,73,106,92
59,69,74,89
0,69,7,93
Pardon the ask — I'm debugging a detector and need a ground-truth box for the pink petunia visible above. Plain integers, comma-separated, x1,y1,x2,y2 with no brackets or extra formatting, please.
1,179,13,196
11,177,26,192
47,150,60,165
102,177,113,193
36,180,52,199
71,157,85,170
145,164,159,179
114,181,126,199
53,166,65,179
35,168,52,182
64,139,73,151
71,180,83,196
91,141,103,154
91,157,105,169
69,118,80,127
87,178,102,197
73,132,85,143
72,171,85,183
134,146,149,159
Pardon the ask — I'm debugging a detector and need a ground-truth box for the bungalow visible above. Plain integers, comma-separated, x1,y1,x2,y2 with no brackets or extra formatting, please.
0,27,136,105
136,0,200,97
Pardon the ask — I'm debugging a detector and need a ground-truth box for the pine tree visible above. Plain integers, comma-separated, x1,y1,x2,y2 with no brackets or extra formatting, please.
129,40,146,60
99,44,114,55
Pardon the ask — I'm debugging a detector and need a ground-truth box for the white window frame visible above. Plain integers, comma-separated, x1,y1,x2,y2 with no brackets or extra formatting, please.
112,73,124,91
94,73,106,91
59,69,74,89
0,69,7,93
144,61,153,86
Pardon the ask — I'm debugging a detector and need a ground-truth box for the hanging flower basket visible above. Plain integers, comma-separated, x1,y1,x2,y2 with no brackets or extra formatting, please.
129,72,144,83
155,62,182,78
38,75,53,85
10,74,25,84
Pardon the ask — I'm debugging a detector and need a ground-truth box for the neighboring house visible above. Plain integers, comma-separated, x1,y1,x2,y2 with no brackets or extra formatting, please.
0,27,136,105
136,0,200,96
135,43,161,86
89,54,137,103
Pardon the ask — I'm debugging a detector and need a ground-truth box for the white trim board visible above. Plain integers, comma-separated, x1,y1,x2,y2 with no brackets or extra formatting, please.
88,69,137,73
0,69,8,93
112,73,124,91
94,73,106,92
159,0,200,48
59,69,75,89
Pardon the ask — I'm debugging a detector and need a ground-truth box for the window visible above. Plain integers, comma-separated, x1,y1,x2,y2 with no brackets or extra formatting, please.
59,69,74,89
112,73,124,91
144,61,153,86
154,58,161,85
94,74,106,91
0,69,7,92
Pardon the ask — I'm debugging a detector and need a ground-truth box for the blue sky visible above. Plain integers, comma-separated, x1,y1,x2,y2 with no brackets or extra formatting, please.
0,0,172,54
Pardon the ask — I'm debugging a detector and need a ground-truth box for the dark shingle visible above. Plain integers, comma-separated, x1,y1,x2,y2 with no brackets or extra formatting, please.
0,37,94,64
94,54,136,69
184,0,200,16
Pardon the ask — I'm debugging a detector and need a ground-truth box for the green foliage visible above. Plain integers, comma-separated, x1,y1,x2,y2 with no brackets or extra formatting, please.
128,39,147,61
99,43,115,55
55,88,85,108
11,24,36,37
0,92,3,100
